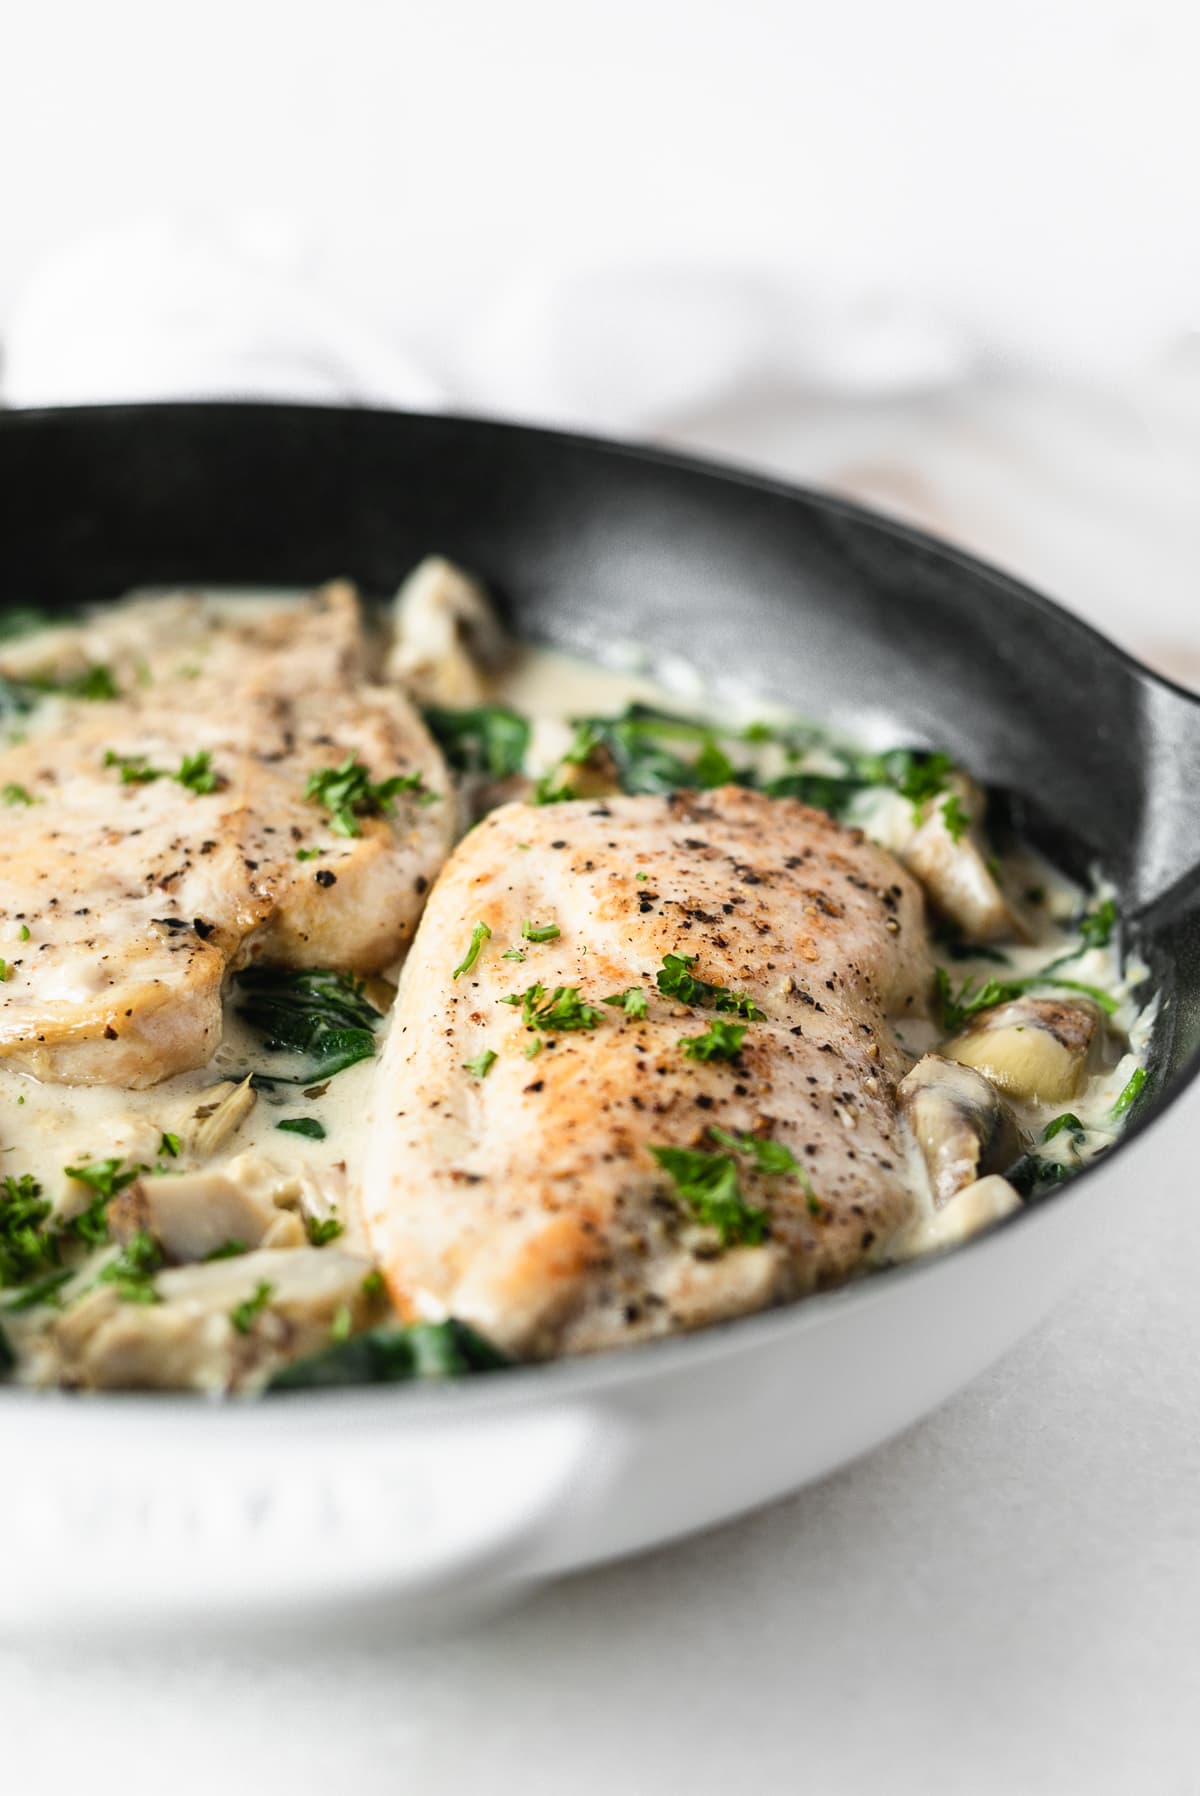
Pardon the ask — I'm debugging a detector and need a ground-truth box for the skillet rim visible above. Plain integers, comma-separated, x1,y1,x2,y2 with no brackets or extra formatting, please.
0,398,1196,1416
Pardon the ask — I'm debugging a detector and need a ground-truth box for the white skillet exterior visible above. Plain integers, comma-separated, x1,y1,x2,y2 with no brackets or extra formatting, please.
0,1147,1122,1630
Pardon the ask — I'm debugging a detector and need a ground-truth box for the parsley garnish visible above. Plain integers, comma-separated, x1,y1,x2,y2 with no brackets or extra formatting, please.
103,749,162,784
176,750,219,794
679,1019,746,1061
655,952,765,1019
277,1117,327,1140
65,1158,138,1202
230,1280,274,1334
464,1048,498,1079
940,793,971,842
603,987,649,1020
99,1230,163,1304
501,983,603,1032
305,756,432,837
0,961,9,984
204,1238,249,1261
296,847,321,861
159,1131,181,1159
1078,897,1118,950
452,921,492,979
305,1215,344,1246
2,783,34,806
649,1144,769,1246
711,1126,823,1216
0,1174,54,1287
521,919,561,943
533,773,575,805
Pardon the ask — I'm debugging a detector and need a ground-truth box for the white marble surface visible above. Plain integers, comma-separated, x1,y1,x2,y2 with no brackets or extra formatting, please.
4,377,1200,1794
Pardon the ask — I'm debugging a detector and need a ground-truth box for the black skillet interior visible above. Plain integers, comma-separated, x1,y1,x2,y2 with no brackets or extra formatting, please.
4,402,1200,1163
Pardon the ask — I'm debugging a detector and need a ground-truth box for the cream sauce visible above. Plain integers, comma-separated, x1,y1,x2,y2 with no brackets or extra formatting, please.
0,585,1154,1385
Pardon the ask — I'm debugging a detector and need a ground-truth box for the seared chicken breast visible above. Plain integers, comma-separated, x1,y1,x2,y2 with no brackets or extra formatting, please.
0,583,454,1087
363,786,936,1357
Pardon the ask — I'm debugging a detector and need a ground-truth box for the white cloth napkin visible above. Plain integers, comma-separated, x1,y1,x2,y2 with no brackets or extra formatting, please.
0,215,974,431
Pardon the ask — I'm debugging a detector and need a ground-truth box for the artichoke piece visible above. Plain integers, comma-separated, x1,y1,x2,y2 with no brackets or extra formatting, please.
109,1151,306,1263
386,556,509,705
175,1077,257,1158
898,1053,1020,1205
890,1174,1022,1261
942,995,1103,1104
899,775,1022,943
47,1247,381,1393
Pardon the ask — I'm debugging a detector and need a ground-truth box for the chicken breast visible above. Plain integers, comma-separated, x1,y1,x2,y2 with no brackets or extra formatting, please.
363,786,935,1358
0,584,454,1087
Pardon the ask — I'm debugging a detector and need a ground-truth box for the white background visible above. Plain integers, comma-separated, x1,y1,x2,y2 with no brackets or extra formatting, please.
3,4,1200,1791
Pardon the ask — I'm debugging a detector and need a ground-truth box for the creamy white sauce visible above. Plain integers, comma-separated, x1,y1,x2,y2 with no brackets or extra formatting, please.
0,585,1154,1384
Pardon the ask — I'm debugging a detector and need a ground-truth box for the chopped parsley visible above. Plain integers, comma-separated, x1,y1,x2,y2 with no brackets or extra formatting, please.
2,783,34,806
62,664,119,701
176,750,219,794
65,1158,138,1202
204,1238,249,1262
501,983,603,1032
452,920,492,979
1078,897,1118,951
234,966,382,1082
276,1117,327,1140
679,1019,747,1062
102,748,221,793
99,1230,163,1304
305,755,432,837
18,925,30,941
305,1215,344,1246
603,986,649,1020
230,1280,274,1334
655,952,765,1019
0,1174,55,1288
295,847,321,862
533,772,575,805
423,704,531,779
711,1126,823,1216
159,1131,181,1159
940,793,971,842
103,749,162,784
649,1144,769,1247
521,919,561,943
463,1048,498,1079
1111,1066,1148,1118
0,961,9,984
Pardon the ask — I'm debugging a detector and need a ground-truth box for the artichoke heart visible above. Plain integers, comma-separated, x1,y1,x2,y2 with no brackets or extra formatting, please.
942,995,1103,1104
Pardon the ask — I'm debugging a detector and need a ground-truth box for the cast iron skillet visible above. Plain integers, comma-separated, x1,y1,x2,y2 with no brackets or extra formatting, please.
5,402,1200,1621
4,402,1199,1168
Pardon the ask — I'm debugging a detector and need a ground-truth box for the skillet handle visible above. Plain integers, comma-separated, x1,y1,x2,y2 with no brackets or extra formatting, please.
1132,679,1200,921
0,1401,625,1631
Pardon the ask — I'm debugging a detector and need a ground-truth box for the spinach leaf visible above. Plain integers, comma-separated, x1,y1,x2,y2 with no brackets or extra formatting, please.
234,967,383,1082
424,704,531,779
267,1319,511,1390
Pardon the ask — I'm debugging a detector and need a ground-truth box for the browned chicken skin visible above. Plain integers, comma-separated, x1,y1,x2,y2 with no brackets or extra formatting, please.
364,786,935,1357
